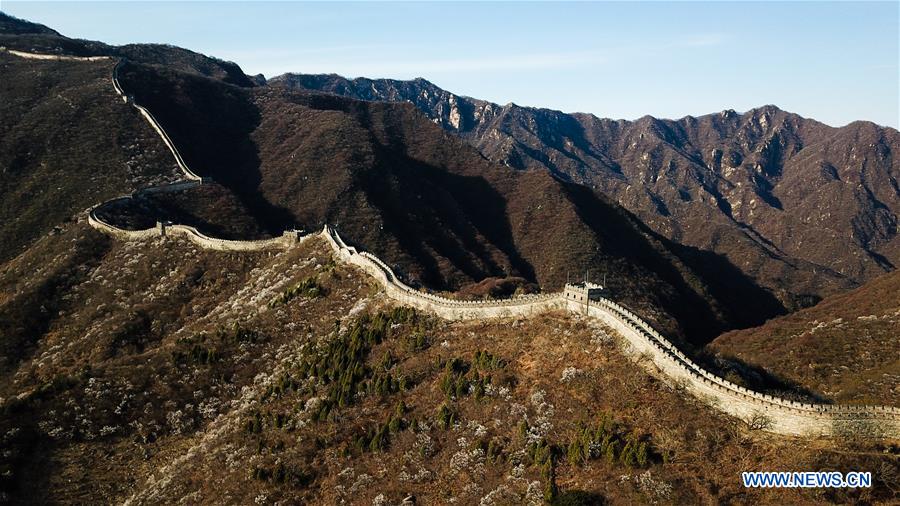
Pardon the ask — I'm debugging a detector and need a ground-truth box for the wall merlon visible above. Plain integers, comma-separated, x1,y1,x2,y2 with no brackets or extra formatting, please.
16,47,891,440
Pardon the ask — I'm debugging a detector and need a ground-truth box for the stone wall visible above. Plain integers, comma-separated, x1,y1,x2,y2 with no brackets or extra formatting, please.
87,200,162,241
162,225,305,251
324,225,900,438
322,225,565,320
87,205,307,251
9,48,897,438
579,298,899,437
111,61,203,181
1,47,110,61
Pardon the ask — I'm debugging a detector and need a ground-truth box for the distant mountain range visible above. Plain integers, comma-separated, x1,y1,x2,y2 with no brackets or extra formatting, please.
273,74,900,314
2,11,898,347
2,13,898,504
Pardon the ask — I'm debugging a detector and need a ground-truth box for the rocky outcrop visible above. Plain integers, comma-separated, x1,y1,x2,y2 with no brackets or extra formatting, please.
8,48,898,439
275,75,900,314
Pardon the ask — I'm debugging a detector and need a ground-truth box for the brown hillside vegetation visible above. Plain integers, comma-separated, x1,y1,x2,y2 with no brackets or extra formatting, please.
711,270,900,406
0,222,896,504
94,183,273,241
0,52,179,262
108,60,790,345
277,74,900,313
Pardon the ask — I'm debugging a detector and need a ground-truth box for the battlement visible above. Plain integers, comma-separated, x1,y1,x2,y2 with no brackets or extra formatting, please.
564,282,605,303
22,45,890,440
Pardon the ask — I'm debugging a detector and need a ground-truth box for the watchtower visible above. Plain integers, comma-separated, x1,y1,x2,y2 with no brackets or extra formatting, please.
564,281,605,314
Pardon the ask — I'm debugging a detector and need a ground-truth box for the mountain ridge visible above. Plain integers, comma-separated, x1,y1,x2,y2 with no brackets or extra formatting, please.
1,14,899,505
1,11,896,343
0,27,775,345
273,72,900,314
272,73,894,131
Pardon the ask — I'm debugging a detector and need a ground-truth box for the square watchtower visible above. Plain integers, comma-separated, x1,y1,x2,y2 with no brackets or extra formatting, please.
564,282,604,302
564,282,605,313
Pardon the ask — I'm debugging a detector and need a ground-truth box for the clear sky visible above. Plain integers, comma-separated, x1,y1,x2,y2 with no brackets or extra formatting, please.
4,1,899,128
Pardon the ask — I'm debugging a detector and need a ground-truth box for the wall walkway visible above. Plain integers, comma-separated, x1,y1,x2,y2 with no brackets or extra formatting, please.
322,224,900,437
6,48,898,438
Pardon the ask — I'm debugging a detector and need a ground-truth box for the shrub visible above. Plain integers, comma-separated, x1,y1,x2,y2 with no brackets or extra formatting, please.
297,311,398,418
473,350,505,370
485,437,504,464
406,333,429,352
243,410,291,434
264,373,301,399
352,401,409,454
217,322,263,344
437,403,456,430
439,356,493,401
542,459,558,502
518,420,529,440
249,462,312,487
562,415,654,470
269,276,324,307
528,438,554,467
747,412,773,431
172,343,218,365
389,306,418,324
389,401,406,433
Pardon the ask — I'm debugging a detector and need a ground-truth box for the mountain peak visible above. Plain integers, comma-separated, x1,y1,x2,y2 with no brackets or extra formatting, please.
0,12,60,36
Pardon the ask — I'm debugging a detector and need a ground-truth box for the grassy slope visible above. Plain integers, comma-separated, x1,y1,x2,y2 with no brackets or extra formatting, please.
0,224,897,505
710,270,900,406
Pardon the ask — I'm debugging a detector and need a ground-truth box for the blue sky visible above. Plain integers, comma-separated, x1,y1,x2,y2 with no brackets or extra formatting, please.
4,1,899,128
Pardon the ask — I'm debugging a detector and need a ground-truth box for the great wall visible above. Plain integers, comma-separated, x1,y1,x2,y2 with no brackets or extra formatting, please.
4,48,899,439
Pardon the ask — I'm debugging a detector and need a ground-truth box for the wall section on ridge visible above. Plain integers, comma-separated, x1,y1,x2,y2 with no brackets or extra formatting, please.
7,47,894,439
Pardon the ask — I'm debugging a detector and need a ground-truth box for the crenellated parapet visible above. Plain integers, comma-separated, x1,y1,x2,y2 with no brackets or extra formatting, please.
579,297,900,437
322,225,565,319
323,227,900,439
9,48,897,439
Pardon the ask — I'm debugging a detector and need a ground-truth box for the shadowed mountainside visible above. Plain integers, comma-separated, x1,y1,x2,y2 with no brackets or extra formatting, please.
112,59,793,344
274,74,900,313
0,11,888,347
0,51,180,263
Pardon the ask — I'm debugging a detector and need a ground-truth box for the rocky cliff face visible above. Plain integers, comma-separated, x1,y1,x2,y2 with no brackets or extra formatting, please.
274,75,900,311
1,9,776,346
275,74,497,134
